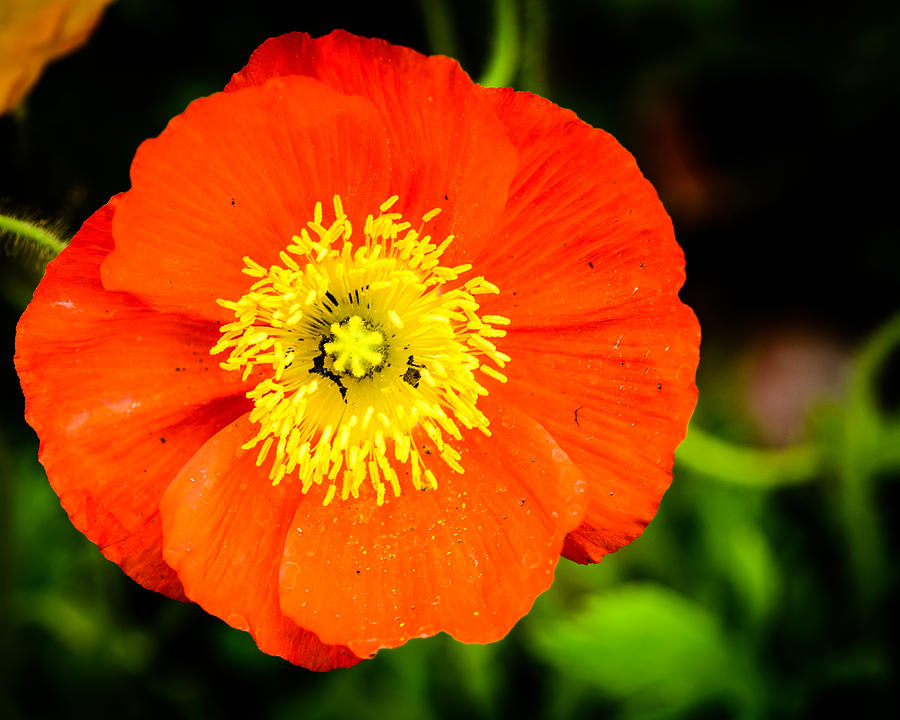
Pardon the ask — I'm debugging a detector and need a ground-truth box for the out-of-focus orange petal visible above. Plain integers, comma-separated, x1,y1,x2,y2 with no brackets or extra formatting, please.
102,75,393,321
225,30,518,267
277,392,587,659
0,0,113,113
475,87,699,562
15,200,249,598
160,414,362,671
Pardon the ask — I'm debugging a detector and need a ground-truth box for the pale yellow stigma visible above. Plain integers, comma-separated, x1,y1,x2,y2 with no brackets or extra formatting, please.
211,195,510,506
324,315,384,378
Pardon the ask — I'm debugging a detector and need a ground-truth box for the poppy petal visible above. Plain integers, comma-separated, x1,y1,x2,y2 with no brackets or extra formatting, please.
276,393,588,659
15,200,249,598
160,414,362,670
225,30,519,266
102,75,394,321
498,318,698,562
475,87,699,562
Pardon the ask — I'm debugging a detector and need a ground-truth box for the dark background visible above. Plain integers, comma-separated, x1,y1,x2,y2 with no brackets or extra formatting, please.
1,1,898,718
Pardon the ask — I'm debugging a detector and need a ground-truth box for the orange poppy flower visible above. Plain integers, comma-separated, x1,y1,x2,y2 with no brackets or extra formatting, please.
14,30,699,670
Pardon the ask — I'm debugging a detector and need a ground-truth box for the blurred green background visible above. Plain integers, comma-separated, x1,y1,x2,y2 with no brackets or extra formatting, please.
2,0,899,717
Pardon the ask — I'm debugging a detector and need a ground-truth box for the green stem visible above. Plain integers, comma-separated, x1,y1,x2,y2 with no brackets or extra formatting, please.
676,426,821,488
417,0,459,58
519,0,550,95
834,308,900,610
478,0,521,87
0,212,66,257
850,308,900,413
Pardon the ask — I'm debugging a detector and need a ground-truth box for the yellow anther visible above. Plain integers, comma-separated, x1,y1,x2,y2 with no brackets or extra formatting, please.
212,196,511,506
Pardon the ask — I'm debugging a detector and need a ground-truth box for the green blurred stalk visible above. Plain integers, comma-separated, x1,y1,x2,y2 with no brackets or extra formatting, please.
0,212,66,258
417,0,459,57
834,309,900,611
518,0,550,95
676,426,821,488
479,0,521,87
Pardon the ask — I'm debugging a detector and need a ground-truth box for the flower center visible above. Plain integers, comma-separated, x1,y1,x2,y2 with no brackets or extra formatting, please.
212,195,510,506
324,315,385,378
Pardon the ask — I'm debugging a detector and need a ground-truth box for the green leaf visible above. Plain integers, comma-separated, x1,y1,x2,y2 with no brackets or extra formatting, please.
532,584,757,719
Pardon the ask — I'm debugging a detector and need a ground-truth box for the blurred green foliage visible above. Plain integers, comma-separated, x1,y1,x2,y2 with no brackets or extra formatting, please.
533,584,757,719
2,0,898,718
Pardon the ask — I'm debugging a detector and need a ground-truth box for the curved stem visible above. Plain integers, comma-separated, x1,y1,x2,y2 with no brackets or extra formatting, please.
0,213,66,258
519,0,549,94
478,0,520,88
850,308,900,414
417,0,459,57
834,308,900,610
676,425,821,488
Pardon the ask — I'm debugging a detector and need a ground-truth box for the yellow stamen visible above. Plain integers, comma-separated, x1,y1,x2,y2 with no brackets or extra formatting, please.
212,195,510,506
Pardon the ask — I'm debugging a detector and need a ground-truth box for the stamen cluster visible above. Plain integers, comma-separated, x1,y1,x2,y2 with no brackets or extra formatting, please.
212,196,510,505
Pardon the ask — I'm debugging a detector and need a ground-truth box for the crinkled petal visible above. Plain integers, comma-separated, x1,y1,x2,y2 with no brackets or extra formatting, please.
475,87,699,562
102,75,394,321
15,200,249,597
225,30,519,267
277,393,587,659
160,414,362,670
